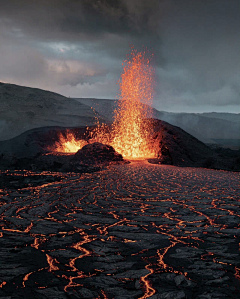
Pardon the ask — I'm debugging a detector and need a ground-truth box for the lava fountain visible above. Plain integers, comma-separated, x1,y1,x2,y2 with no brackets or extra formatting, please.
50,131,87,153
50,48,159,159
111,49,157,159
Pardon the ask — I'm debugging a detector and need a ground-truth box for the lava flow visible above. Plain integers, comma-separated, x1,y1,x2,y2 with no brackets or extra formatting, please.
49,48,158,159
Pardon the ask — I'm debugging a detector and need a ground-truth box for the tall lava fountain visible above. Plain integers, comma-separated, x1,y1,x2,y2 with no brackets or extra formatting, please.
50,48,158,159
111,49,156,159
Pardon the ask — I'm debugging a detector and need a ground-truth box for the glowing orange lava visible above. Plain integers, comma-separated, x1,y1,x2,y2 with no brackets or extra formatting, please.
111,49,157,159
50,48,158,159
50,131,87,153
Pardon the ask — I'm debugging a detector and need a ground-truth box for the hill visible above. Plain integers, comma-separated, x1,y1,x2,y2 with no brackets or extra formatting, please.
76,98,240,146
200,112,240,123
0,82,101,141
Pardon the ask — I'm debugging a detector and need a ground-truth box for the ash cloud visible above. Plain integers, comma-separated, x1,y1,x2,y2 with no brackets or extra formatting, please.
0,0,239,112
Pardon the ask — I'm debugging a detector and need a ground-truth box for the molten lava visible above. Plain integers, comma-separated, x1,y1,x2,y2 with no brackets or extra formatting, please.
111,49,157,159
51,131,87,153
50,48,158,159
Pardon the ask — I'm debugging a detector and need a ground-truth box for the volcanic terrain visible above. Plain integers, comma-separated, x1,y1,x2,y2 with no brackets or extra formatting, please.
0,162,239,299
0,82,239,299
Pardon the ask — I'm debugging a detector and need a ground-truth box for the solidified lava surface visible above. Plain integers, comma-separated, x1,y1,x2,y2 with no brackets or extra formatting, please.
74,142,124,164
0,162,239,299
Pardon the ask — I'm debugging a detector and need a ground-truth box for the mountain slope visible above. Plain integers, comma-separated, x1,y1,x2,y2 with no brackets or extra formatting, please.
0,83,101,141
200,112,240,123
152,111,240,142
76,98,240,144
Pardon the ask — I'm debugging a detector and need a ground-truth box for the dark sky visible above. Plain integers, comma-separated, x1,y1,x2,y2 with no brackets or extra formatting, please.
0,0,239,112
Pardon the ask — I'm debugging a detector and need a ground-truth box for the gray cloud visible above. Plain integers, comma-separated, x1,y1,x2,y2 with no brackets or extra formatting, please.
48,59,109,86
154,0,240,110
0,0,168,34
0,32,48,84
0,0,239,112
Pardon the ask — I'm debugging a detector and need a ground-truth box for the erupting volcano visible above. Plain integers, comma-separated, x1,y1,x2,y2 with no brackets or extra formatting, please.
51,48,158,159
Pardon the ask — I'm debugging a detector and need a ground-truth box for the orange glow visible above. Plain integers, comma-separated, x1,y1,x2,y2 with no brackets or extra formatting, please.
111,49,157,159
0,281,6,288
139,264,156,299
49,131,87,153
46,253,60,271
23,271,34,288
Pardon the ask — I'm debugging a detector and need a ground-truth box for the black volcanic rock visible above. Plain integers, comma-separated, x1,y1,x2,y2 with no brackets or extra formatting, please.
73,142,123,165
154,119,213,166
148,119,240,171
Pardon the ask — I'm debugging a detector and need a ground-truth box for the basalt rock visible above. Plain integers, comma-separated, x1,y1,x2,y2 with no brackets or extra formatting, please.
148,119,240,171
73,142,123,165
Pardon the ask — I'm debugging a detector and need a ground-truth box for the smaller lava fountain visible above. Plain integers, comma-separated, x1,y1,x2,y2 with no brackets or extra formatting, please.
50,131,87,153
50,48,159,159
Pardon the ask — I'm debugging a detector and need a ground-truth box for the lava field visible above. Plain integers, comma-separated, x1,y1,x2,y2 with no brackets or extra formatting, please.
0,161,239,299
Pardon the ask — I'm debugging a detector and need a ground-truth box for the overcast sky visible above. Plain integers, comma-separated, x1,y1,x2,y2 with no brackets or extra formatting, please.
0,0,239,112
